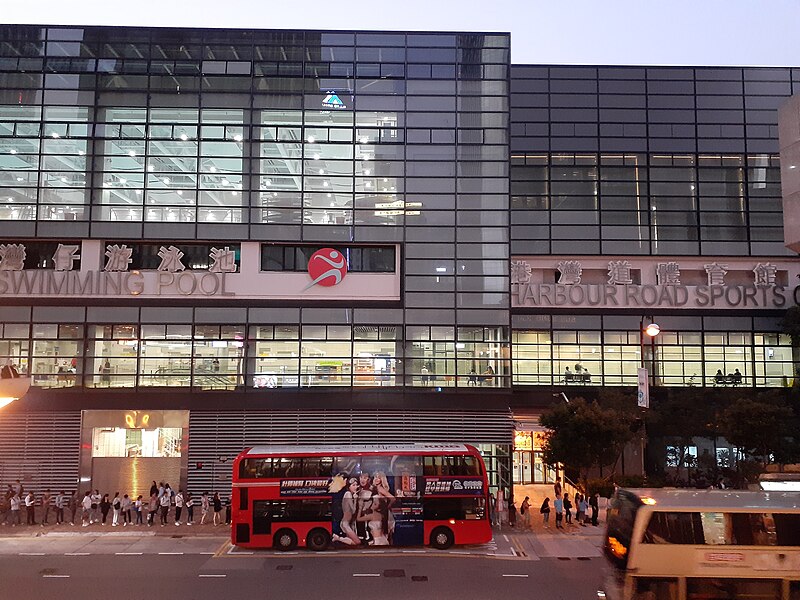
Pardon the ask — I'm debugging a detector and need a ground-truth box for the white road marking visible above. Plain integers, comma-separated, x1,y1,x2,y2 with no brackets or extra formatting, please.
20,552,46,556
402,550,426,553
43,574,70,578
158,552,184,555
353,573,381,577
199,574,227,578
502,574,529,578
115,552,143,555
199,552,216,555
65,552,90,556
503,534,509,542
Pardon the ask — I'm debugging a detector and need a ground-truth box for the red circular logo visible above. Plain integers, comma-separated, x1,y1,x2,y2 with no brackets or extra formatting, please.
307,248,347,287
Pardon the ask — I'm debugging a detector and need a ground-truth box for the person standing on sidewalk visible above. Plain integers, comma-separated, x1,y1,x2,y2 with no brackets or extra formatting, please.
553,477,562,499
520,496,531,530
495,488,508,528
134,495,143,525
147,491,157,526
90,489,101,524
580,494,589,526
200,492,210,525
55,491,66,525
212,492,222,526
590,492,600,526
111,492,121,526
540,497,551,528
24,491,36,525
41,489,52,526
174,489,184,525
9,492,21,526
554,493,564,529
185,492,194,525
100,493,111,525
563,493,573,525
122,494,132,526
159,486,171,526
81,491,92,526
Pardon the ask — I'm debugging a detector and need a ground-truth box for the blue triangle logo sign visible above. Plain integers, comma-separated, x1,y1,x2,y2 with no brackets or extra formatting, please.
322,92,346,109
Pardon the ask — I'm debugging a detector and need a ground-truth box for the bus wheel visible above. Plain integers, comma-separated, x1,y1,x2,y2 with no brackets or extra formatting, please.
306,528,331,551
430,526,454,550
274,528,298,551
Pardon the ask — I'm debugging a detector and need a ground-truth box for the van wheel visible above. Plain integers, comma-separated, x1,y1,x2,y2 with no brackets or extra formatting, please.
430,526,454,550
274,528,297,551
306,528,331,551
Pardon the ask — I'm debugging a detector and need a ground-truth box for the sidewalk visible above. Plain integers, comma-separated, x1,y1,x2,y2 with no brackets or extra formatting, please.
0,518,229,537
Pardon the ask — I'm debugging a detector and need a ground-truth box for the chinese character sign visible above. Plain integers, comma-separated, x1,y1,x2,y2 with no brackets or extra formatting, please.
608,260,633,285
510,260,532,284
656,262,681,286
157,246,186,272
557,261,582,285
104,244,132,272
704,263,728,286
209,247,237,273
753,263,777,288
0,244,26,271
52,244,80,271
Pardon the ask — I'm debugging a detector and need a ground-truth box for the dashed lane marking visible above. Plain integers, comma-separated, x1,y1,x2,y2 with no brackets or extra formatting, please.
43,575,70,578
65,552,90,556
158,552,184,555
502,574,529,578
115,552,143,555
353,573,381,577
199,574,226,578
20,552,45,556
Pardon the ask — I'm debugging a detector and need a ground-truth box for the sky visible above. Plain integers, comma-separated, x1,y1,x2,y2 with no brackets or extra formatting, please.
5,0,800,67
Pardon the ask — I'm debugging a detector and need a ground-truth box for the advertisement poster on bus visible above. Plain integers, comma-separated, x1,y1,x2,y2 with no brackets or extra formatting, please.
327,454,425,547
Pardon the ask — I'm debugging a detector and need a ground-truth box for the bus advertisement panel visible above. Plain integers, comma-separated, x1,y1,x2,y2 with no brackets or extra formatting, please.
232,444,491,551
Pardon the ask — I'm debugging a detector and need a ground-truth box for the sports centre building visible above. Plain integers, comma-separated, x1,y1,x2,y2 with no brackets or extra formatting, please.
0,24,798,496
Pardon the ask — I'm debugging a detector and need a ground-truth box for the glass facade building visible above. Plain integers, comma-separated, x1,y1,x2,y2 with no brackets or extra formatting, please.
0,25,798,496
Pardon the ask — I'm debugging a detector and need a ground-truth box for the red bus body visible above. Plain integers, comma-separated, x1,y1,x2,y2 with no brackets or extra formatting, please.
231,444,492,551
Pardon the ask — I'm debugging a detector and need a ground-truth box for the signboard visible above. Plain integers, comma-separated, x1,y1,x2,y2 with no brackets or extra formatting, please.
0,241,399,301
637,368,649,409
423,477,484,496
280,478,331,496
511,257,800,311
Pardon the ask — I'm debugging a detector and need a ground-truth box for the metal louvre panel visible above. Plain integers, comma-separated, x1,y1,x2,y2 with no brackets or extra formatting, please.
0,412,81,494
187,409,513,495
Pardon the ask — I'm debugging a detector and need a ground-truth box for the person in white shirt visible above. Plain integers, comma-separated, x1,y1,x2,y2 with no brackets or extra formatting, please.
200,492,210,525
9,493,21,526
134,495,143,525
185,492,194,525
159,484,172,526
174,490,184,525
111,492,121,526
90,489,101,524
24,491,35,525
81,491,92,526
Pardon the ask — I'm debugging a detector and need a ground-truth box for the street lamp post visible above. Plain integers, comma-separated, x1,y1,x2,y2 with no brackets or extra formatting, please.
638,317,661,478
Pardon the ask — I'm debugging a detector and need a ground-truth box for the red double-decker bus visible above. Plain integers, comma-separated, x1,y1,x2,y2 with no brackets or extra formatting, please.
231,443,492,551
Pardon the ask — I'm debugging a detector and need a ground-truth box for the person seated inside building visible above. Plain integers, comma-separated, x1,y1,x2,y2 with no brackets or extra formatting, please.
564,366,573,383
1,362,20,379
732,369,742,385
714,369,725,385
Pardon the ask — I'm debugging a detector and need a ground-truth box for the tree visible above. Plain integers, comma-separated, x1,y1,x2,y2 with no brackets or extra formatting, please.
539,397,635,484
719,393,797,471
780,306,800,385
648,389,716,482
